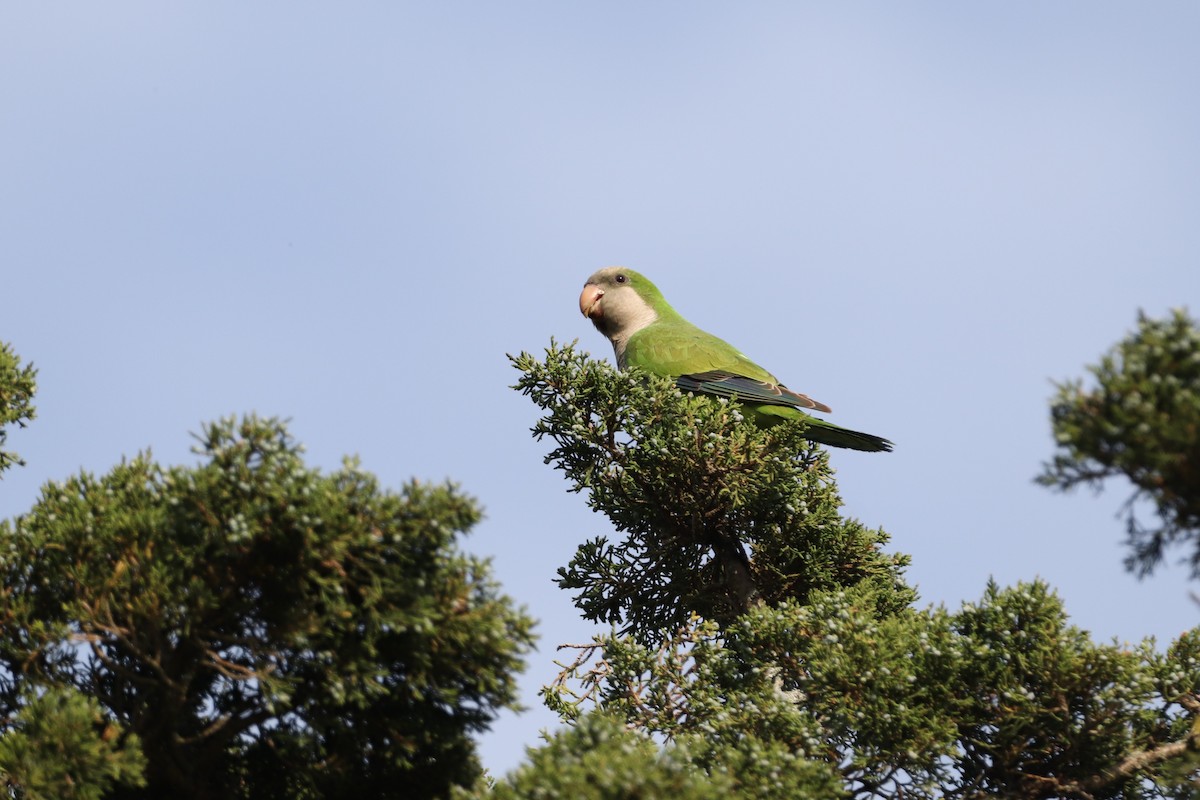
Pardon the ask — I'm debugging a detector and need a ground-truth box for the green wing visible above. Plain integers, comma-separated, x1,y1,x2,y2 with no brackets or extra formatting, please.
625,321,831,413
625,320,892,452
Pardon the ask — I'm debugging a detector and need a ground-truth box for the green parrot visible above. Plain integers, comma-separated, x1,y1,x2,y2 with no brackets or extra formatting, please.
579,266,892,452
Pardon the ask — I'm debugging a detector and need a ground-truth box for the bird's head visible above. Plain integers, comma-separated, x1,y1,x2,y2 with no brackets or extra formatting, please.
579,267,665,342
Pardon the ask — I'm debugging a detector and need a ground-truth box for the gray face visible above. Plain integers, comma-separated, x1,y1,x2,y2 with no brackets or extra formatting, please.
579,268,659,366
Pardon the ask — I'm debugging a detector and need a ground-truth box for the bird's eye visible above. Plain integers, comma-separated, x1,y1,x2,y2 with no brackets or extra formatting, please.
615,274,627,284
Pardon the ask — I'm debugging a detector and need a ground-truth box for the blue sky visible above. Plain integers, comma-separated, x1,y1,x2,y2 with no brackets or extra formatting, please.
3,2,1198,776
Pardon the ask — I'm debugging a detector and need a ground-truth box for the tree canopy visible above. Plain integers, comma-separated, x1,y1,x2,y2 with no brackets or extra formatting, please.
1040,308,1200,577
0,368,534,799
3,306,1199,799
491,333,1200,799
0,342,36,477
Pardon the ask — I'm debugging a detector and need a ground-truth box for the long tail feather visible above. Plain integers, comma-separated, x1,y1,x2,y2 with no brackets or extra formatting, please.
748,405,893,452
803,419,893,452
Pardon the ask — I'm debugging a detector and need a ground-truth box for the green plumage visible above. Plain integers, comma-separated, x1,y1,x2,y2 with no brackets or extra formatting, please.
580,267,892,453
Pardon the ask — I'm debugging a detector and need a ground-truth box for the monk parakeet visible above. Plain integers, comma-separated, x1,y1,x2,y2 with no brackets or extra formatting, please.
579,267,892,452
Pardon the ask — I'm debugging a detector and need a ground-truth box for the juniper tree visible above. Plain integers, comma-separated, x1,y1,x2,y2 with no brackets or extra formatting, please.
0,414,535,799
0,342,36,477
1040,308,1200,577
511,340,911,644
493,340,1200,799
0,345,149,799
0,689,147,800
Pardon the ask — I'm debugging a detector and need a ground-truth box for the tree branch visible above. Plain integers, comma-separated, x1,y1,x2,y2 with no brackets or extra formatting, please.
709,532,759,614
1064,733,1198,797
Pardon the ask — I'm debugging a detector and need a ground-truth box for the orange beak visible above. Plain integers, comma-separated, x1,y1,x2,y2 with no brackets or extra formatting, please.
579,283,604,319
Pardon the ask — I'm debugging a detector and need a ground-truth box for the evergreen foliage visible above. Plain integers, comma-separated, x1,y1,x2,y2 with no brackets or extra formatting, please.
511,340,911,645
496,340,1200,799
1040,309,1200,576
472,710,840,800
5,307,1200,799
0,412,534,799
0,688,146,800
0,342,36,476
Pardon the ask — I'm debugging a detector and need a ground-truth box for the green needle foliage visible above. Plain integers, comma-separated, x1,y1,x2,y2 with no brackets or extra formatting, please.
0,688,146,800
533,581,1200,799
1040,309,1200,576
511,340,911,645
0,415,534,800
0,342,36,476
476,710,841,800
496,341,1200,799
